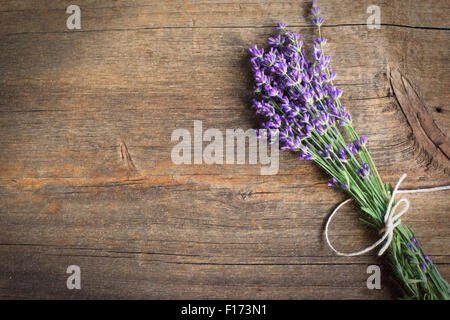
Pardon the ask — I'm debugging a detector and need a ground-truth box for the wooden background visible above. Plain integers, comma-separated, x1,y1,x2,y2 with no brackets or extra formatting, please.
0,0,449,299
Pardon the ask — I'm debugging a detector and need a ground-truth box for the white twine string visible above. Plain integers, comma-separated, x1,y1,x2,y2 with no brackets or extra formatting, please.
325,173,450,257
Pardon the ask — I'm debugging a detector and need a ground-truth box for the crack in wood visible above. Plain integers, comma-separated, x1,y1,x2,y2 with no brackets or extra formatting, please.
3,23,449,37
120,141,137,172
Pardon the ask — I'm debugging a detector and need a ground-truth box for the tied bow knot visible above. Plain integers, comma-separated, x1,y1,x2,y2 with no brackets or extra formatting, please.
325,174,410,257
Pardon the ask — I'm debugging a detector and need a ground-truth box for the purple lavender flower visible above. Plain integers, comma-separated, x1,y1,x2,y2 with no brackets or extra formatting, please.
248,21,350,155
354,136,368,151
420,262,427,271
268,34,285,47
348,143,357,155
356,163,372,180
311,7,321,17
312,17,324,27
327,177,347,190
253,100,275,117
329,86,343,101
360,135,368,145
249,45,264,58
313,36,327,46
248,1,368,191
327,177,338,187
276,22,287,31
411,237,418,248
299,145,314,160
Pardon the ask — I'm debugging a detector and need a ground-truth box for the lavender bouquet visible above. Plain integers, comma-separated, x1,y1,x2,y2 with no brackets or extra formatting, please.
248,1,449,299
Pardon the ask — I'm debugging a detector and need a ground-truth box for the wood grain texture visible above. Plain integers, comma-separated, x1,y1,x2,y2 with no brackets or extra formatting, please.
0,0,449,299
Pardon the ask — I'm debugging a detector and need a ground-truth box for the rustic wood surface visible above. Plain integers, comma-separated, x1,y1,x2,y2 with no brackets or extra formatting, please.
0,0,449,299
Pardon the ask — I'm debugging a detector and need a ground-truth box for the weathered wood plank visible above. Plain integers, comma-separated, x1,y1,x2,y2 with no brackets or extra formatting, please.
0,0,449,37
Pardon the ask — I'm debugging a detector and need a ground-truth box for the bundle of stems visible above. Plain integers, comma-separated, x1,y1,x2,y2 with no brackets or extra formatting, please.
248,0,449,299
